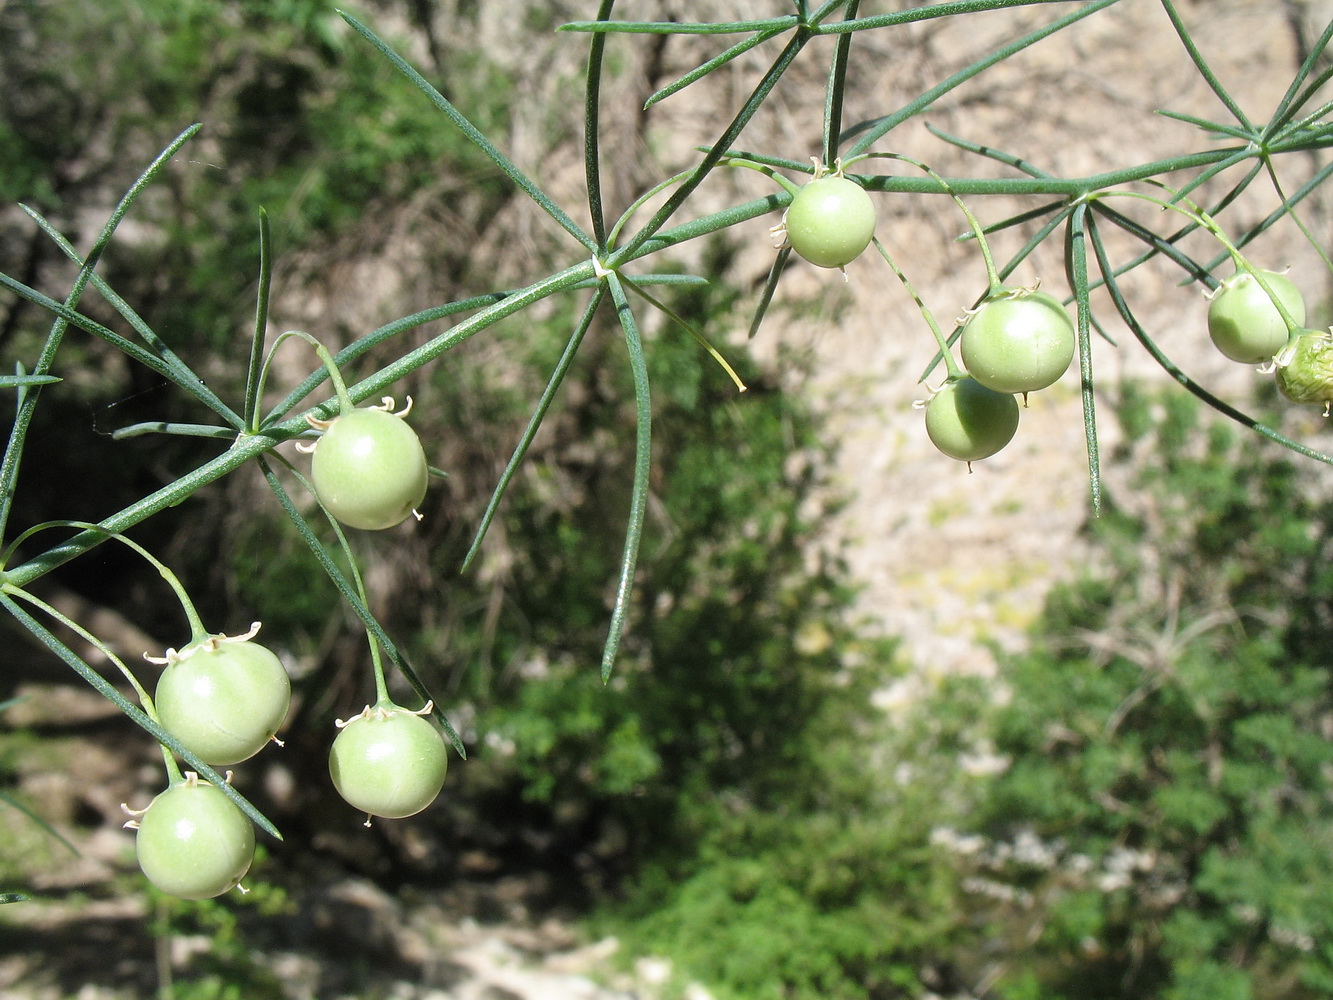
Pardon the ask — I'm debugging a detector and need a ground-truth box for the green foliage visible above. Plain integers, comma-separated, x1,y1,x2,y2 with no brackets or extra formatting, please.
147,861,291,1000
965,390,1333,999
6,3,1333,995
1,0,506,355
598,676,986,1000
0,703,78,892
336,286,982,997
438,292,881,831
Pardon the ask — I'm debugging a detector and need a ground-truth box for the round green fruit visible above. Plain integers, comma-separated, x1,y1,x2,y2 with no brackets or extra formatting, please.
135,778,255,900
329,705,448,820
959,289,1075,395
1208,268,1305,365
311,406,429,530
783,175,877,269
925,377,1020,464
155,637,291,766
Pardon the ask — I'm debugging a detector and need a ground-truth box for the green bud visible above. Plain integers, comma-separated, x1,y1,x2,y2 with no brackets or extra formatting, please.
1274,329,1333,413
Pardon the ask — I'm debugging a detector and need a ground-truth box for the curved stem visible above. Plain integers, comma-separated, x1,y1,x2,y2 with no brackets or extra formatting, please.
160,744,185,786
262,330,355,421
872,236,964,381
1261,156,1333,277
607,167,700,248
1,520,208,643
621,278,747,392
257,455,464,754
260,453,394,710
1066,203,1102,516
867,152,1002,293
0,588,281,837
600,271,652,681
2,584,156,712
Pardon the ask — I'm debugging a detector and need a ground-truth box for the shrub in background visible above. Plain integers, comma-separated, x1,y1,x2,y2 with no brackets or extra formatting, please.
960,388,1333,1000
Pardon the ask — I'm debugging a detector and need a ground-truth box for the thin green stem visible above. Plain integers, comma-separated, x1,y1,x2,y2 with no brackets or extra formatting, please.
257,455,464,753
268,264,594,431
159,746,185,787
1,520,207,642
607,167,700,248
924,122,1054,179
4,585,155,712
614,28,812,263
1282,101,1333,137
0,374,60,389
625,139,1330,264
341,10,595,253
257,454,375,692
643,28,787,109
111,422,239,441
621,278,747,392
367,635,392,707
263,291,512,423
1197,158,1333,275
3,435,276,590
560,16,800,35
818,0,1115,34
1089,203,1212,289
1155,109,1255,142
1261,157,1333,276
708,151,804,195
1095,189,1304,337
0,588,281,838
1265,16,1333,138
748,246,792,340
18,205,240,426
844,2,1119,157
1168,146,1266,205
261,330,355,421
873,237,964,382
867,152,1002,293
1158,0,1253,132
5,269,591,591
0,274,238,418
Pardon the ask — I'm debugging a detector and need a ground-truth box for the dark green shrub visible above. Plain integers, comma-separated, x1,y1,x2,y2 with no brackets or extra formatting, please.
964,389,1333,999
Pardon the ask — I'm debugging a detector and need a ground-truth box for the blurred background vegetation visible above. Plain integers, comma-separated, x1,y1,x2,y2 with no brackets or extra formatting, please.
2,1,1333,999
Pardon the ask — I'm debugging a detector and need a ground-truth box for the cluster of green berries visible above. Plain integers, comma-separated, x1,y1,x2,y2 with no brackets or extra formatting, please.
924,288,1075,465
129,399,447,899
782,169,1333,466
1207,267,1333,413
779,169,1075,466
